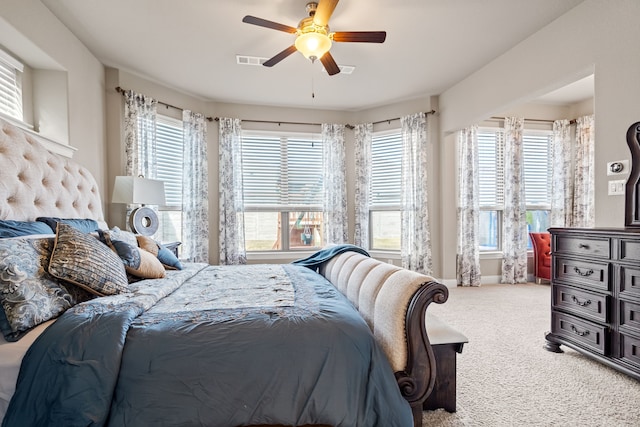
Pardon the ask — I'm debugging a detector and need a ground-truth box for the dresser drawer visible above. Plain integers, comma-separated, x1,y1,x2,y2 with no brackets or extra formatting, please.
620,299,640,335
619,333,640,369
619,238,640,262
553,284,608,323
619,265,640,299
552,312,609,355
554,256,610,291
554,235,611,259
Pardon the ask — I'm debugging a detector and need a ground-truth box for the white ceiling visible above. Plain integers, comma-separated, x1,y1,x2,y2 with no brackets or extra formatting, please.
41,0,588,111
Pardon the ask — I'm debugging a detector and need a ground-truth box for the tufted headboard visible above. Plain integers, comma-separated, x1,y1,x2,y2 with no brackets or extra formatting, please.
0,117,105,224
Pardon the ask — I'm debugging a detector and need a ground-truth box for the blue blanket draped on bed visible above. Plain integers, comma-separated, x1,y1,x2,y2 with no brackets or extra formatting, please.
292,244,370,271
3,263,412,427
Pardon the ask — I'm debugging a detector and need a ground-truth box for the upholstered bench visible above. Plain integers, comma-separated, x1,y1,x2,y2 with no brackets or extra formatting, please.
423,313,468,413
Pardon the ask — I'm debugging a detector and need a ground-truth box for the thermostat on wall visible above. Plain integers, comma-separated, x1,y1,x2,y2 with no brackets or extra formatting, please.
607,159,629,175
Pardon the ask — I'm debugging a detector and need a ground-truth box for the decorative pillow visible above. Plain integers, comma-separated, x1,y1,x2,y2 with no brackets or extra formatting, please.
157,246,183,270
0,236,87,341
136,235,159,256
0,220,53,238
109,226,139,247
48,223,129,296
105,235,165,280
37,217,100,234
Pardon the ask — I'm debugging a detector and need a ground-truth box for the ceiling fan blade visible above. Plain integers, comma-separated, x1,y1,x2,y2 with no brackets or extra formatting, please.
332,31,387,43
320,52,341,76
263,45,298,67
313,0,339,27
242,15,297,33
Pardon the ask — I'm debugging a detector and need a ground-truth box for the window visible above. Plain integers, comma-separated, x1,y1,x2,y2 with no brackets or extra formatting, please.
370,130,402,250
154,115,184,245
478,127,552,252
241,131,323,251
0,50,23,121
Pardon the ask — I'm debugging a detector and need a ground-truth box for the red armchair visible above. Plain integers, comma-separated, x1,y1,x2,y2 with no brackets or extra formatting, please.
529,232,551,283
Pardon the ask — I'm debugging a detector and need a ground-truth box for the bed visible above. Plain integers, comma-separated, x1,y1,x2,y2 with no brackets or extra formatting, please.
0,117,448,427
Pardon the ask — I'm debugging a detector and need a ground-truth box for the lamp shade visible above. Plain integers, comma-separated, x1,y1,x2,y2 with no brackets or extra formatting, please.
111,176,166,206
295,32,332,60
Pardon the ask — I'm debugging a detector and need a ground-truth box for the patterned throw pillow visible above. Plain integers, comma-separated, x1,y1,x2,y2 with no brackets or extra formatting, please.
0,236,90,341
48,223,129,296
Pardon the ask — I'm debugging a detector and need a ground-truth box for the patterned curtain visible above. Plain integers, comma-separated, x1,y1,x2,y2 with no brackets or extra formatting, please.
573,115,595,228
321,123,348,245
457,126,481,287
182,110,209,263
353,123,372,249
123,90,157,230
218,117,246,265
550,119,573,227
400,113,432,275
124,90,157,178
501,117,527,284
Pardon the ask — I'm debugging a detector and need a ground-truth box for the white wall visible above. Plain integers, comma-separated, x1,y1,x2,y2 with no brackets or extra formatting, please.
437,0,640,281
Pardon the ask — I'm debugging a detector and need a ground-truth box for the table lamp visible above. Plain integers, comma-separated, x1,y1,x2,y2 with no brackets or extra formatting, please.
111,176,166,236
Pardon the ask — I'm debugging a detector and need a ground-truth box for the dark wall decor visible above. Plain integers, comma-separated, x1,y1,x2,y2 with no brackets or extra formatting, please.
626,122,640,227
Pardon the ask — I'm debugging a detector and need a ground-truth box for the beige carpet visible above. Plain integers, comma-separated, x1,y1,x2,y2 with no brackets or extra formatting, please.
421,283,640,426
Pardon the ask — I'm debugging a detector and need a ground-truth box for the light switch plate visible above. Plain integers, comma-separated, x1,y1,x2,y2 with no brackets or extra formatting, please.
608,179,626,195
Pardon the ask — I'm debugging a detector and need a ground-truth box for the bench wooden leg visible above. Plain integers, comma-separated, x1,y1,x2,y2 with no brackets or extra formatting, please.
423,343,459,413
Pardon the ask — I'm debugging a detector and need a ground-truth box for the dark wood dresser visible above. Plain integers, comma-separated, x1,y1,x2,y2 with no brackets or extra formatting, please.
545,227,640,380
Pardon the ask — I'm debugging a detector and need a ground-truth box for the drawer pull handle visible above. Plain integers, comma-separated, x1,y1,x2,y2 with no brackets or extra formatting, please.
570,325,590,337
571,295,592,307
573,267,594,277
578,243,589,249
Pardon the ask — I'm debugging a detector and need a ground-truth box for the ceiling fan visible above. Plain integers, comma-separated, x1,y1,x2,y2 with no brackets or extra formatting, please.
242,0,386,76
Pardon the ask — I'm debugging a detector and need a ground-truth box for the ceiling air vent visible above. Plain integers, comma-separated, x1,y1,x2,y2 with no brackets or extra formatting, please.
321,64,354,75
338,65,355,75
236,55,269,66
238,54,354,75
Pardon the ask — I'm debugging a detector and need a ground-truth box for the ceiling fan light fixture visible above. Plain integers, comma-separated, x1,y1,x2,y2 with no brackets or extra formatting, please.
295,31,332,61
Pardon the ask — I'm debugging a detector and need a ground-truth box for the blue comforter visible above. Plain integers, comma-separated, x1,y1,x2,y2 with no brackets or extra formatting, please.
4,263,413,427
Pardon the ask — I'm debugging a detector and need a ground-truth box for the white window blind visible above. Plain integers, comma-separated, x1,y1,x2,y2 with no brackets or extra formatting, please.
241,133,323,210
155,115,184,207
0,51,23,121
523,132,552,208
478,129,505,208
478,128,552,209
370,131,402,207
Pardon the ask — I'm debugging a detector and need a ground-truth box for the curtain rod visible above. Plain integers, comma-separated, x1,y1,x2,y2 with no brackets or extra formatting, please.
489,116,577,125
115,86,213,122
214,117,354,129
213,109,437,130
371,109,437,126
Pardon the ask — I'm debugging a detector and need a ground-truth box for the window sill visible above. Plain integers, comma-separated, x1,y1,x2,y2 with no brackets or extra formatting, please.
480,251,534,259
246,250,318,262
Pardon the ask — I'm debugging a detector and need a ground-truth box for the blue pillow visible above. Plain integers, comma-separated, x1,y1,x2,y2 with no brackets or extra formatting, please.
157,246,183,270
36,217,100,234
0,220,53,238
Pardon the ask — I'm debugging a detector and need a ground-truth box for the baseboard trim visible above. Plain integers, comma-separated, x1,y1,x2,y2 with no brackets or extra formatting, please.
441,274,533,287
